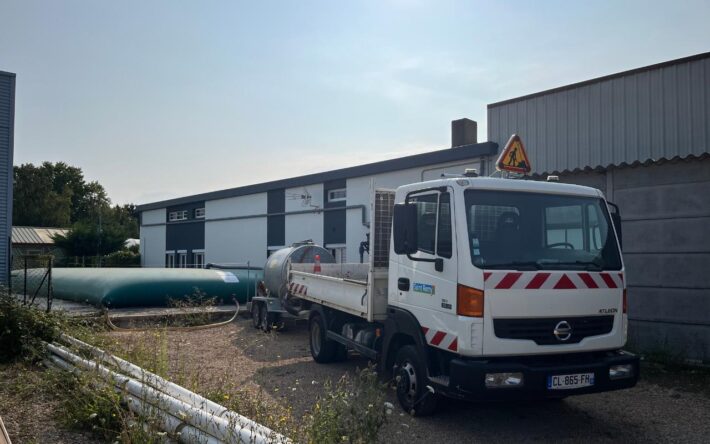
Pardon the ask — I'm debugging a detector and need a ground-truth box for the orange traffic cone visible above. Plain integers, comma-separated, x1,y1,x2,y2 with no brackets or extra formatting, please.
314,254,321,273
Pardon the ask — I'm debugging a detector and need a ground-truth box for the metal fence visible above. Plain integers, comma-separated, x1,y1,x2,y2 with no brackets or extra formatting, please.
9,254,53,311
53,254,141,268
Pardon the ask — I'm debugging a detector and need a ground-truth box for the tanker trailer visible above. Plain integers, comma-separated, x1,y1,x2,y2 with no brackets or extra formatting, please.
250,241,334,331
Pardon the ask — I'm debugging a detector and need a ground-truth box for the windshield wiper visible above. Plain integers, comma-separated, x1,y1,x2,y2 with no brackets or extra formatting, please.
485,261,542,271
548,260,604,271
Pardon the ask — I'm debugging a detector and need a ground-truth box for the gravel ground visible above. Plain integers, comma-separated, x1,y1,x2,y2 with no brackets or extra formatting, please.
117,318,710,444
2,317,708,443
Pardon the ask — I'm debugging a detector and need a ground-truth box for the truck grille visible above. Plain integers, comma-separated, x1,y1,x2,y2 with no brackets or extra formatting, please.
493,316,614,345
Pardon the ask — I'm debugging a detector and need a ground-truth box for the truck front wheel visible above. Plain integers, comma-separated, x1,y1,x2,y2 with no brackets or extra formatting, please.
309,313,338,363
394,345,439,416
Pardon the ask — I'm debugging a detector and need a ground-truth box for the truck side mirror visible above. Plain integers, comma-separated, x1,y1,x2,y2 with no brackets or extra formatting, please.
607,202,623,250
393,203,418,255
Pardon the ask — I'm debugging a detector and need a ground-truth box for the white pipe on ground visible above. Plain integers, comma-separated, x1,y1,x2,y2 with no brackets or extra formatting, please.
47,343,277,444
47,355,221,444
59,334,282,442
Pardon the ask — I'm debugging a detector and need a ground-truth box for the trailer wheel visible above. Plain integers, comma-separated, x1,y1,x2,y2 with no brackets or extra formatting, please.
309,313,337,363
393,345,439,416
260,304,272,332
251,302,262,329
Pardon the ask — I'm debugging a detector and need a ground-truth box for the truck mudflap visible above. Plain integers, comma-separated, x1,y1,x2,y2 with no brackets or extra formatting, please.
442,350,639,400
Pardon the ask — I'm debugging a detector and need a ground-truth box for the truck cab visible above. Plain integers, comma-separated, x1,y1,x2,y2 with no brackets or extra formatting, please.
386,176,638,413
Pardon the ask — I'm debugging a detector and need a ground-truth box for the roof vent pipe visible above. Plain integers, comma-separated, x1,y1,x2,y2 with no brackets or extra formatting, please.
451,118,478,147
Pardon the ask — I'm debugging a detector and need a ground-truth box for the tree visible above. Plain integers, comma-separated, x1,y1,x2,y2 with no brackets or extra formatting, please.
13,163,73,227
14,161,140,257
52,220,128,257
109,204,139,239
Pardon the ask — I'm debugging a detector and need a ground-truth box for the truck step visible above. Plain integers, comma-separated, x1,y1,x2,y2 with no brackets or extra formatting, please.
428,375,450,387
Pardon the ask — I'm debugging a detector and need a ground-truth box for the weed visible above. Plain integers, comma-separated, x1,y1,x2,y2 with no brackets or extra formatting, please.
167,287,218,327
206,385,298,442
305,365,388,444
51,366,170,443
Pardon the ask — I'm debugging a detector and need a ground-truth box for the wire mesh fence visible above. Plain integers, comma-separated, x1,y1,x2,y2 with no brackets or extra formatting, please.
9,254,53,311
54,255,141,268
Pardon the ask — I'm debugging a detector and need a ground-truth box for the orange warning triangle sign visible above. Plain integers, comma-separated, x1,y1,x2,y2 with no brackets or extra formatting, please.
496,134,531,174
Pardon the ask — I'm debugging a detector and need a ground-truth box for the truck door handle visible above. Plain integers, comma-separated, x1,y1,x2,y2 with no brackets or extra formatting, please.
398,278,410,291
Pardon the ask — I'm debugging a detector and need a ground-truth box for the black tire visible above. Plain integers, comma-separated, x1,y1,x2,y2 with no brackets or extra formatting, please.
251,302,261,329
309,313,338,363
393,345,439,416
260,303,271,332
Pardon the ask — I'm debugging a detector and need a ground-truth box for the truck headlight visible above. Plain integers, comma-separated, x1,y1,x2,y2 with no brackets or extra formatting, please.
609,364,634,380
485,372,524,388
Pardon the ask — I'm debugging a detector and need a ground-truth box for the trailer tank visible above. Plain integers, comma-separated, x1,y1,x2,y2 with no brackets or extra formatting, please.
263,242,334,314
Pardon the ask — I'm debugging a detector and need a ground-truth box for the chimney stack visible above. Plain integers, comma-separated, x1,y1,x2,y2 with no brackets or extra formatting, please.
451,118,477,147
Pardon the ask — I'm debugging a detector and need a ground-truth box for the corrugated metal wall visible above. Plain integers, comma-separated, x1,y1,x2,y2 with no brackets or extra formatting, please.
0,71,15,285
487,53,710,174
552,158,710,361
486,53,710,361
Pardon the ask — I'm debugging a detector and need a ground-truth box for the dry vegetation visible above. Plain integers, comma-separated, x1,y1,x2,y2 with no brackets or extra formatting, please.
0,291,389,443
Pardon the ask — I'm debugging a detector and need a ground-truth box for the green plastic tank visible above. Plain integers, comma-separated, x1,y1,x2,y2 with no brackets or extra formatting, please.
42,267,263,308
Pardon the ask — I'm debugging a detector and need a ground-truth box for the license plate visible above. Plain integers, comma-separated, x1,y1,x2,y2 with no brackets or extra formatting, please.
547,372,595,390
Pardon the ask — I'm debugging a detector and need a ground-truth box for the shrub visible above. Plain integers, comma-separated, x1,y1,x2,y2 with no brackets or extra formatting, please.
103,249,141,267
0,289,65,363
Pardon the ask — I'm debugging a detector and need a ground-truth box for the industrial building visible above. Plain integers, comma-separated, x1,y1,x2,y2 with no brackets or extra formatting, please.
137,121,493,268
11,226,69,258
0,71,15,286
138,51,710,360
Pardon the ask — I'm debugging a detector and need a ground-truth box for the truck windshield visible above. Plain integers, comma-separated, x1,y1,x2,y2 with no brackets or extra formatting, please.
464,190,622,271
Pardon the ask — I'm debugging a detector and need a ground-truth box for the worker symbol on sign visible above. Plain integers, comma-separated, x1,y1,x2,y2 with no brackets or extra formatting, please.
496,134,532,174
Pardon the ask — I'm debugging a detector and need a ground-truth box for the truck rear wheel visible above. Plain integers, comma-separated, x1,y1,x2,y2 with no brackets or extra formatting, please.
309,313,338,363
394,345,439,416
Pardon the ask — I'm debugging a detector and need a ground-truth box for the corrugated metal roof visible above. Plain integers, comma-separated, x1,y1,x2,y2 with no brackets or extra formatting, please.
12,226,69,245
487,52,710,175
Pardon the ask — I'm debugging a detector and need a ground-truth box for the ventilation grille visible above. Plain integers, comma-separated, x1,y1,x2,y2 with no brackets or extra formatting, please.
493,316,614,345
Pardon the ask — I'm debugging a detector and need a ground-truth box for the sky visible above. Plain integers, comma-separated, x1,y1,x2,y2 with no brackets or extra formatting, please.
1,0,709,205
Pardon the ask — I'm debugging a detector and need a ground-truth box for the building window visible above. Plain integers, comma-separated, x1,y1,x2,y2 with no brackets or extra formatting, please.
165,252,175,268
169,210,188,222
328,188,347,203
178,251,187,268
193,251,205,268
195,208,205,219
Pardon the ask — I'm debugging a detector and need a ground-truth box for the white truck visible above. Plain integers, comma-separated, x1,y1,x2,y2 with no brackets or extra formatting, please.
253,172,639,415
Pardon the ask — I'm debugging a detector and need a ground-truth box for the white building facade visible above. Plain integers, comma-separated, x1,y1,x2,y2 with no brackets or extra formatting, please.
137,121,494,268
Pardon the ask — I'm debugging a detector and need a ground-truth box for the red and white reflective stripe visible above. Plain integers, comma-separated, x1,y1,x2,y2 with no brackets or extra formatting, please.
288,282,308,296
484,271,624,290
421,326,458,352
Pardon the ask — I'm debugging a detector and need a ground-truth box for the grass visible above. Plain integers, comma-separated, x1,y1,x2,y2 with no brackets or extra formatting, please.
0,289,390,443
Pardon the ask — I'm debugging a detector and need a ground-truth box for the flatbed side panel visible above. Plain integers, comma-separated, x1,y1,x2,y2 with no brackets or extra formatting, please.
291,270,369,319
370,269,389,321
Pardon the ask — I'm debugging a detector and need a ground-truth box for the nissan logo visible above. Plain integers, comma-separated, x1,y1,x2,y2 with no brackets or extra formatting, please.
554,321,572,341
